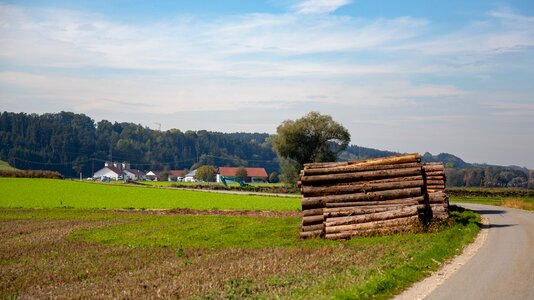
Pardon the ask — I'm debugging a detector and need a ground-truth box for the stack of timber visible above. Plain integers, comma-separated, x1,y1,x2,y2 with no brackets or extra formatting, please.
422,163,449,220
299,154,426,240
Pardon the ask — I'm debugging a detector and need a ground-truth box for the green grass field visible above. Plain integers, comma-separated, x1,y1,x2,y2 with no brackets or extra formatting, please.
0,178,300,211
0,207,480,299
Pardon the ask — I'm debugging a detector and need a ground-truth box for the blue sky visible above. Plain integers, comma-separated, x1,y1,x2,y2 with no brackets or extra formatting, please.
1,0,533,168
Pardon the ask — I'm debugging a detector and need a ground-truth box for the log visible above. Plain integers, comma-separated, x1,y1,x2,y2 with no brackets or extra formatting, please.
301,179,424,197
324,204,425,218
325,206,418,227
300,167,422,184
426,179,445,185
426,176,445,181
300,230,322,239
325,225,412,239
301,223,324,232
304,153,420,170
303,187,422,206
302,208,324,216
325,215,420,235
427,185,445,190
325,196,424,207
422,164,445,172
302,215,324,225
424,171,445,176
428,192,448,203
302,162,421,176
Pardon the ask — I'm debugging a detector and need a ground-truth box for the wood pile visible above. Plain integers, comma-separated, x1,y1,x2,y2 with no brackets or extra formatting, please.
298,154,427,240
422,163,449,220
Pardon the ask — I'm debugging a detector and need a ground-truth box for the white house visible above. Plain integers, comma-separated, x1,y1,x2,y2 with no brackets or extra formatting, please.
146,171,158,181
93,161,145,181
93,165,125,180
184,169,197,182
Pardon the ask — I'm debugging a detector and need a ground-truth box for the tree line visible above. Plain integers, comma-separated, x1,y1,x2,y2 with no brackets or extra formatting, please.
0,111,278,178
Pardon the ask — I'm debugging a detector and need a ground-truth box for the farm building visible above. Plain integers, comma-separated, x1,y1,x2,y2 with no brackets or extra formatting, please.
93,162,145,180
184,169,197,182
168,170,188,181
146,171,158,181
216,167,268,183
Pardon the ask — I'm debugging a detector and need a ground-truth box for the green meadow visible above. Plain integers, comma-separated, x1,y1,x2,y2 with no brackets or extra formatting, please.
0,178,300,211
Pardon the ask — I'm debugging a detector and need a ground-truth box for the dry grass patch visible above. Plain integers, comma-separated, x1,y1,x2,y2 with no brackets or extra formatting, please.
501,197,534,211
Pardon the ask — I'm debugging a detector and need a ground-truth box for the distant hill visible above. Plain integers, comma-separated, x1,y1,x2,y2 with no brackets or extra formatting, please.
0,160,16,170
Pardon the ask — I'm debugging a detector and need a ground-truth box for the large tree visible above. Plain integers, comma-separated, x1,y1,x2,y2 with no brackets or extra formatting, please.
272,112,350,184
194,165,217,182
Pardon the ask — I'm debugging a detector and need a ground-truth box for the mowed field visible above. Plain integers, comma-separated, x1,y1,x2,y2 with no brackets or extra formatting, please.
0,178,481,299
0,178,300,211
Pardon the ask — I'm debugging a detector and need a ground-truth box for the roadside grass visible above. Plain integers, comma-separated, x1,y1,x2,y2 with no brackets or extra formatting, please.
451,195,534,211
0,207,480,299
0,178,300,211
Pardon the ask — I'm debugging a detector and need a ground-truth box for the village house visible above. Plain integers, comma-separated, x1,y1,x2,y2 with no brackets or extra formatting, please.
216,167,268,183
93,162,145,180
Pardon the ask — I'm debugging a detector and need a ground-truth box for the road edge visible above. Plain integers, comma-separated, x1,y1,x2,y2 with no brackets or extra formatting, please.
393,215,489,300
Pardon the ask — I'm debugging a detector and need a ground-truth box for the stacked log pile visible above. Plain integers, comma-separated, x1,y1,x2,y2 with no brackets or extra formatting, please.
422,163,449,220
299,154,426,239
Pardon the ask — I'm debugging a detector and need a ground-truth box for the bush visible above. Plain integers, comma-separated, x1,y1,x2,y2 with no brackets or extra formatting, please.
0,169,64,179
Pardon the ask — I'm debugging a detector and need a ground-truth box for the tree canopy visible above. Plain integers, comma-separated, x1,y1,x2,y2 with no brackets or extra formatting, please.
272,112,350,184
235,167,248,181
194,165,217,182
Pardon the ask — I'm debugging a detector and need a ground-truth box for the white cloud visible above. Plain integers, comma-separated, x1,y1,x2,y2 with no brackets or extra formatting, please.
293,0,352,15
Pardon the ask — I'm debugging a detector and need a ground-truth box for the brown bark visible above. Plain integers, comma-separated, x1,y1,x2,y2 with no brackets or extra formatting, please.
324,204,425,218
303,187,422,206
325,196,424,207
427,185,445,190
301,179,424,197
302,215,324,225
300,167,422,184
325,206,418,227
422,164,445,172
302,208,324,216
301,224,324,232
302,162,421,176
425,176,445,181
424,171,445,176
426,179,445,186
428,191,448,203
325,215,419,235
304,153,420,170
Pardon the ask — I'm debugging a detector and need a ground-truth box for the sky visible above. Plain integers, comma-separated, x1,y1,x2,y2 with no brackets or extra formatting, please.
0,0,533,168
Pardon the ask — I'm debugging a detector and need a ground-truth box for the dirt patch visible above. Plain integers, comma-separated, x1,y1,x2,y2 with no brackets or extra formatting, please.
114,208,301,218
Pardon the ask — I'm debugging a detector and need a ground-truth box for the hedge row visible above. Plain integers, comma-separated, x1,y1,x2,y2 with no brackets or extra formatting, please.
0,169,64,179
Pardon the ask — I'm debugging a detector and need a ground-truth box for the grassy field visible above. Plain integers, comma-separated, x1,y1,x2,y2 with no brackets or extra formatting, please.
0,207,480,299
0,178,300,211
451,195,534,211
0,160,16,170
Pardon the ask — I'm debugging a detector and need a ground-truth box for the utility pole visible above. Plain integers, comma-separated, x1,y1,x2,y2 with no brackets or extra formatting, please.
154,122,161,131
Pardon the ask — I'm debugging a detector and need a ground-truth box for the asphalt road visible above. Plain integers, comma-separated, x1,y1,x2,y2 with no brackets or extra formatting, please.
426,203,534,300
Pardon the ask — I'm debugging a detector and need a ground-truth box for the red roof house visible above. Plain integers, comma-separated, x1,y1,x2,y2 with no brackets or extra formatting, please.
217,167,268,183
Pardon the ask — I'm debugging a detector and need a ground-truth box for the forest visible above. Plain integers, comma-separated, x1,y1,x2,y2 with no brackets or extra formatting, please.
0,111,531,188
0,111,278,177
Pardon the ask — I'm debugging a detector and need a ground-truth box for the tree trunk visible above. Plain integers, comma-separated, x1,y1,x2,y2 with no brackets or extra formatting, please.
303,187,422,206
428,191,447,203
304,153,420,170
302,208,324,216
301,223,324,232
300,167,422,184
325,215,419,235
324,204,425,218
301,179,424,197
302,162,421,176
325,206,418,227
325,196,424,207
302,215,324,225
